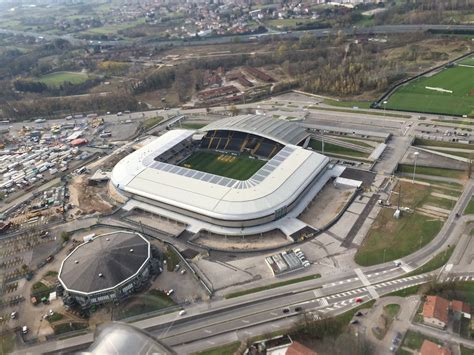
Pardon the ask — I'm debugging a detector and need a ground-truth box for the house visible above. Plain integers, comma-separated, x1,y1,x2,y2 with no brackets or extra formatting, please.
451,300,471,320
419,340,451,355
286,341,317,355
422,296,449,329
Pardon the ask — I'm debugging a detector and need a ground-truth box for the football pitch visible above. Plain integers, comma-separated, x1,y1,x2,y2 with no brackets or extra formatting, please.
385,63,474,116
179,151,266,180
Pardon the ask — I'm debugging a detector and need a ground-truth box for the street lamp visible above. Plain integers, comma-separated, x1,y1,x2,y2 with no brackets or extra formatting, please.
383,100,388,117
412,151,419,183
322,130,327,154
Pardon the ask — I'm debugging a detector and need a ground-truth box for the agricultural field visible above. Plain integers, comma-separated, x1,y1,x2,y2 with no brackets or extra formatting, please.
385,63,474,116
36,71,91,87
179,151,266,180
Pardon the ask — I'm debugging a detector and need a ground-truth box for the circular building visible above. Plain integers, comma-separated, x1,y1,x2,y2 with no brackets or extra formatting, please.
58,231,161,309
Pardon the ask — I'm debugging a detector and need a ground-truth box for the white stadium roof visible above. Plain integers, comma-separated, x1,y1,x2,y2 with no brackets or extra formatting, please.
111,129,330,223
200,114,310,145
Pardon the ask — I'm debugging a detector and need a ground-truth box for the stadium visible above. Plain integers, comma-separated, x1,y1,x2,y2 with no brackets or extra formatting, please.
110,115,345,238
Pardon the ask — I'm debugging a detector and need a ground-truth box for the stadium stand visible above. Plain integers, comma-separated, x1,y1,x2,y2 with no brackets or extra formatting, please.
199,130,283,159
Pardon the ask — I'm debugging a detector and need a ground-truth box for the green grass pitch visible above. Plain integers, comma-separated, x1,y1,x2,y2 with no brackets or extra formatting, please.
36,71,90,87
385,64,474,116
179,151,266,180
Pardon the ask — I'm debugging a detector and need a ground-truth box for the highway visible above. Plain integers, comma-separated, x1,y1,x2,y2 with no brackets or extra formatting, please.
1,24,472,49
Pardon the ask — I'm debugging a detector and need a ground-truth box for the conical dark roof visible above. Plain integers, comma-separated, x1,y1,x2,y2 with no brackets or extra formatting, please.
59,232,150,294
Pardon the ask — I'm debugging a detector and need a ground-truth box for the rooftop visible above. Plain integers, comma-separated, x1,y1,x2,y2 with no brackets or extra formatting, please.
422,295,449,324
111,130,330,222
200,114,309,145
419,340,451,355
58,231,150,295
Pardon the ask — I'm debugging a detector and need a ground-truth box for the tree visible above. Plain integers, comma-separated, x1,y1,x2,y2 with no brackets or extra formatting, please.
229,105,239,116
60,231,70,243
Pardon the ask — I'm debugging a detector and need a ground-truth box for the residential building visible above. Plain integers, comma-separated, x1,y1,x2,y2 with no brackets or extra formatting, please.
422,295,449,329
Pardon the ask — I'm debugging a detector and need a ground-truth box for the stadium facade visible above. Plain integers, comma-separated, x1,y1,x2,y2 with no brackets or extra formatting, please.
110,115,345,237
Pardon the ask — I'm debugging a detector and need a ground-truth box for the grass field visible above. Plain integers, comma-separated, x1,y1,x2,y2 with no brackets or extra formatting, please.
404,246,455,277
309,139,370,159
460,57,474,66
323,98,373,109
465,199,474,215
194,342,241,355
397,164,466,179
36,71,90,87
383,285,421,298
386,64,474,116
225,274,321,299
399,330,443,354
414,137,474,150
180,151,266,180
355,181,445,266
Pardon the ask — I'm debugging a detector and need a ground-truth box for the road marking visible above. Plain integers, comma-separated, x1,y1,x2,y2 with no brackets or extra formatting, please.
207,341,215,345
270,312,278,316
242,320,250,323
313,289,323,298
339,281,344,285
394,260,414,272
320,298,329,307
444,264,453,272
367,285,380,299
272,324,280,328
244,331,252,335
354,268,371,286
204,329,212,334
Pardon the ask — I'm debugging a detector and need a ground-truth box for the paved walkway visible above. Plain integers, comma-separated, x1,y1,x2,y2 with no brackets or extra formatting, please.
361,296,420,354
409,323,474,348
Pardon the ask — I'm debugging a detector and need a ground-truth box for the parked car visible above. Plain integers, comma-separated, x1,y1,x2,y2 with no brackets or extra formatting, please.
22,326,28,334
178,310,186,316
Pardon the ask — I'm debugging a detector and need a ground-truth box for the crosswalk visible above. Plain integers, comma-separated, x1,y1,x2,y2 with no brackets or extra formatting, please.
446,275,474,282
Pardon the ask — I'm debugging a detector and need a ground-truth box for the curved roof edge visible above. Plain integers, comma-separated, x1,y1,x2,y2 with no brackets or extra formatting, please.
199,114,309,145
58,231,151,296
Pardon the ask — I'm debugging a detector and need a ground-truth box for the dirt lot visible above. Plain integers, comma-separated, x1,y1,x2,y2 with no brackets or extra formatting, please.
194,230,290,251
299,183,355,229
68,175,114,216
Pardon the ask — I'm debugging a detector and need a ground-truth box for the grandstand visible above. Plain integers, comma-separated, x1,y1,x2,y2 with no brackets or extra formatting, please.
110,115,344,237
198,130,283,159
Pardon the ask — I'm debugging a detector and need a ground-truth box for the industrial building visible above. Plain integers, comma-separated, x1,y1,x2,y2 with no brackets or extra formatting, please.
58,231,162,309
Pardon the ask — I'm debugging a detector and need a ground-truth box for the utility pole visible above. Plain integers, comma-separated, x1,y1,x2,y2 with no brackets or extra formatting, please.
412,152,419,183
